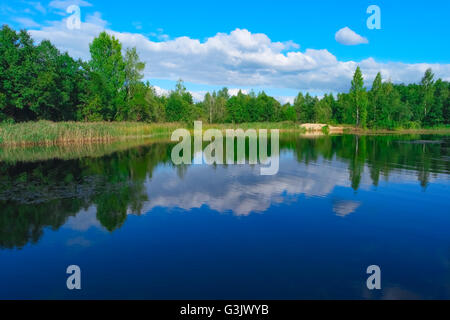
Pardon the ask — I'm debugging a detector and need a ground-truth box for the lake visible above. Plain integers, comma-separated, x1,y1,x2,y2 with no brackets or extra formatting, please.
0,134,449,299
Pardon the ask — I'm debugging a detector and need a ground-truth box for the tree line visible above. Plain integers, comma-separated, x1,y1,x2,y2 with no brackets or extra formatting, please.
1,25,449,128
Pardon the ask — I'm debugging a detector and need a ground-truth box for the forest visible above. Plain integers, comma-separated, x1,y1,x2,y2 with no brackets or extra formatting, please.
1,25,449,129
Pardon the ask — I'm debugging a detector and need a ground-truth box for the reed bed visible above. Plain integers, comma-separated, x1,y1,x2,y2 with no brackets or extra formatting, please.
0,121,180,147
0,121,305,147
1,121,447,147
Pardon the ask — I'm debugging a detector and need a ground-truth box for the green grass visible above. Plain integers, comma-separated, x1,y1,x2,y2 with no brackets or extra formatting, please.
203,121,305,131
342,124,450,135
0,121,180,146
1,120,448,147
0,121,306,146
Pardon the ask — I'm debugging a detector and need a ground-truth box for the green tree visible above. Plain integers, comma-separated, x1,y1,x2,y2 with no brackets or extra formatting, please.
426,79,447,126
226,90,249,123
88,32,126,120
368,72,382,128
314,94,332,123
256,92,280,122
333,93,348,123
126,82,151,121
444,82,450,124
0,26,86,122
281,103,296,121
383,81,410,128
165,80,193,122
293,92,305,122
0,26,36,122
204,92,214,123
396,83,421,126
420,68,435,125
145,84,166,122
293,92,316,123
124,47,145,97
123,48,147,121
350,67,368,127
124,47,145,100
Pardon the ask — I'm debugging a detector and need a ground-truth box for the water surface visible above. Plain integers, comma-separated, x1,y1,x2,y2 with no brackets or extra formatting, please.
0,134,449,299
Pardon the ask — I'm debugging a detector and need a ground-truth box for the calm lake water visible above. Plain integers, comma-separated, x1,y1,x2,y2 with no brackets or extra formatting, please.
0,134,449,299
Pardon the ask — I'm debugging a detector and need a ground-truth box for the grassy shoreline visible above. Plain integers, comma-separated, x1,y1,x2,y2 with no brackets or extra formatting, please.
342,126,450,135
0,121,180,147
0,121,449,147
0,121,307,146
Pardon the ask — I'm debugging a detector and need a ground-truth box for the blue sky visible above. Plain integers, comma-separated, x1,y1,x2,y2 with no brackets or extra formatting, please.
1,0,449,101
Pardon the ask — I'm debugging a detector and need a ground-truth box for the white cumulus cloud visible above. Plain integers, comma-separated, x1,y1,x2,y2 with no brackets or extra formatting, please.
335,27,369,46
27,16,450,94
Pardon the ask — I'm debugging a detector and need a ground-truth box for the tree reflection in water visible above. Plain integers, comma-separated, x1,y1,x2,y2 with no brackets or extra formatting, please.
0,134,448,249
